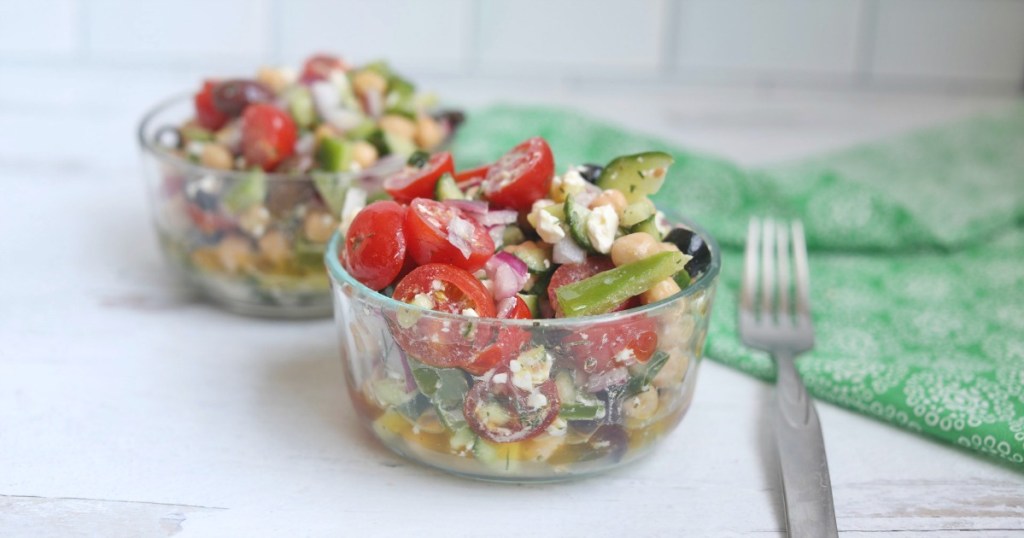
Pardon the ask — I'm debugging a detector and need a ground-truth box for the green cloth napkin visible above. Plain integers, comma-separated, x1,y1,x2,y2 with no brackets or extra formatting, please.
452,104,1024,468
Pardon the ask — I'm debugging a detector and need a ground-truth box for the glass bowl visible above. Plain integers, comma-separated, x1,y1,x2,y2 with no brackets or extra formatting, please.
326,219,721,481
139,94,426,318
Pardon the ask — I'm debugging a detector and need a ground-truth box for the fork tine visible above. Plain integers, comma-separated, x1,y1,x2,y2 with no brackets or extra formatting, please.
760,218,776,318
741,218,760,313
776,221,791,319
791,220,812,318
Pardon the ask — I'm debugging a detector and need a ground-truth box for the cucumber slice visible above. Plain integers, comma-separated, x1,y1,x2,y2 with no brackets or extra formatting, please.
516,293,539,318
311,171,349,214
410,362,470,431
627,351,670,395
597,151,673,203
222,170,267,214
317,136,353,172
620,199,656,228
501,225,526,247
286,87,316,129
629,214,662,241
564,194,594,252
507,242,551,273
433,173,465,201
345,120,378,141
559,402,607,421
383,131,416,159
473,438,521,472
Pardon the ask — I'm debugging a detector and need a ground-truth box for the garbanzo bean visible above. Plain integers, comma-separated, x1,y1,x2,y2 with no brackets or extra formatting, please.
379,114,417,140
352,140,379,169
258,230,292,265
623,388,659,420
641,277,681,305
352,69,387,97
304,210,338,244
589,189,627,216
414,114,444,150
200,143,233,170
610,232,659,266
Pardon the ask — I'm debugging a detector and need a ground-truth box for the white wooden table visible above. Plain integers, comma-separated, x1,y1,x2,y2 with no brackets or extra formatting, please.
2,68,1022,536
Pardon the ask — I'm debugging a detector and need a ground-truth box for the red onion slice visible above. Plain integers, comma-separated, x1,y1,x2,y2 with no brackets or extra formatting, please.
553,236,587,264
484,252,529,300
585,367,630,392
478,209,518,227
495,296,518,318
445,199,489,215
447,215,476,259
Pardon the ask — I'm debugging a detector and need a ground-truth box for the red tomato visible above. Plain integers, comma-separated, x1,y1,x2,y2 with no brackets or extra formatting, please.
300,54,349,83
482,137,555,210
194,80,228,130
453,163,491,186
562,318,659,375
383,152,455,204
241,104,297,171
186,203,233,235
404,198,494,272
464,374,560,443
547,257,639,318
343,201,408,290
463,296,533,376
391,264,497,368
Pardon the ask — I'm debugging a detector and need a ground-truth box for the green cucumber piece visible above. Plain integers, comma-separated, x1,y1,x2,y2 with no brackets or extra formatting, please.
507,242,550,273
620,199,656,228
180,124,213,142
559,402,607,421
311,171,349,214
629,214,662,241
433,173,465,201
410,362,470,431
473,438,520,472
222,170,267,214
317,136,353,172
597,151,674,203
345,120,378,141
555,250,688,317
627,351,670,395
383,131,416,159
501,225,526,247
517,293,538,318
370,377,415,407
287,87,316,129
564,194,594,252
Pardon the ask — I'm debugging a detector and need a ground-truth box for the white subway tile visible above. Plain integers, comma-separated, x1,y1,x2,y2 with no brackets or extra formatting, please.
872,0,1024,82
86,0,269,61
278,0,472,74
0,0,79,56
675,0,863,75
476,0,667,74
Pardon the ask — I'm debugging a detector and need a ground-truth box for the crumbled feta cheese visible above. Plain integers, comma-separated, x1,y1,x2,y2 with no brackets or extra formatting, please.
491,373,508,384
586,204,619,254
509,347,553,391
614,347,637,365
535,210,566,244
430,279,444,291
546,417,568,437
550,166,587,202
526,199,556,229
338,187,367,237
411,293,434,310
186,174,220,198
461,308,479,317
186,141,206,159
526,391,548,410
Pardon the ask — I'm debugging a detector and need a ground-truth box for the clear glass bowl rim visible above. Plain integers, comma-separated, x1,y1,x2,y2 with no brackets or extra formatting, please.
324,216,722,328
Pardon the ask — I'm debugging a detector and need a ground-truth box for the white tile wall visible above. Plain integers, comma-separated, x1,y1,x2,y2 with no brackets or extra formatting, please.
0,0,1020,91
872,0,1024,83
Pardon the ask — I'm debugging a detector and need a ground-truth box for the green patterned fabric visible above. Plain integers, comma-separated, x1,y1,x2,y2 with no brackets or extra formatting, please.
452,104,1024,467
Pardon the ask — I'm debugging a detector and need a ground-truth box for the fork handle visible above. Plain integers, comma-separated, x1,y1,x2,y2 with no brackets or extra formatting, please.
773,351,838,538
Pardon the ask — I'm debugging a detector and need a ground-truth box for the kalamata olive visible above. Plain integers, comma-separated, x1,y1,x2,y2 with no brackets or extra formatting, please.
664,227,711,277
576,163,604,184
212,79,273,117
583,425,629,463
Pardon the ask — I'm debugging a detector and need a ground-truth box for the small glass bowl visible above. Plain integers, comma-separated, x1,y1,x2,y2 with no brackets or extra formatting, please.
139,94,411,318
326,220,721,481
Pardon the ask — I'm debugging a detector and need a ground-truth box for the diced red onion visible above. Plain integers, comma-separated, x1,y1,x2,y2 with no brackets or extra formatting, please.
364,89,383,118
485,252,529,300
495,297,518,318
324,107,362,132
398,349,417,392
294,133,316,155
445,199,489,215
494,251,528,277
456,176,484,189
553,236,587,264
310,81,341,113
477,209,518,227
487,225,505,247
575,182,602,208
585,367,630,392
447,215,476,259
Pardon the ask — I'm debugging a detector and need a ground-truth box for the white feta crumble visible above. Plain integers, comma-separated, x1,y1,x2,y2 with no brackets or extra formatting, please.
614,347,637,365
430,279,444,291
491,372,508,384
535,210,566,244
509,347,553,391
411,292,435,310
526,391,548,410
526,199,556,229
586,204,619,254
186,174,221,198
461,308,479,317
337,187,367,237
546,417,568,437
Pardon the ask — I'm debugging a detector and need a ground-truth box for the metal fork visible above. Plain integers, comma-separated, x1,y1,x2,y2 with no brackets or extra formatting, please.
739,218,838,538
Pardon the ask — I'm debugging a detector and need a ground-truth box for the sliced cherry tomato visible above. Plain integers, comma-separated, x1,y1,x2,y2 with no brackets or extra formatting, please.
391,264,497,368
404,198,494,272
547,257,639,318
562,317,659,375
185,203,233,236
463,296,532,376
300,54,350,83
241,104,297,171
464,372,560,443
194,80,228,130
482,137,555,210
343,201,408,290
453,163,491,186
383,152,455,204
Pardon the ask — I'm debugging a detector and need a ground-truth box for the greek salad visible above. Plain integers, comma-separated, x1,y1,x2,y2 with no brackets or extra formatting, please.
338,136,714,475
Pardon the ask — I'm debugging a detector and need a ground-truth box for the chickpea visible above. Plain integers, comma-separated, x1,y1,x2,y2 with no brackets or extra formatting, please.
660,313,696,349
200,143,234,170
653,349,691,388
214,124,240,152
523,432,565,462
623,388,659,421
237,204,271,237
304,210,338,244
589,189,628,216
352,69,387,97
352,140,379,169
258,230,292,265
414,114,444,150
378,114,417,140
256,67,293,94
641,277,681,305
610,232,659,266
215,235,254,274
314,124,340,145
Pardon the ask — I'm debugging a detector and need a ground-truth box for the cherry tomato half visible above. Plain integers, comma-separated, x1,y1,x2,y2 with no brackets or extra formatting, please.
547,257,639,318
383,152,455,204
464,372,560,443
241,104,297,171
482,137,555,210
562,317,659,375
463,296,533,376
194,80,228,131
453,163,492,186
405,198,494,272
391,264,497,368
300,54,350,83
344,201,408,290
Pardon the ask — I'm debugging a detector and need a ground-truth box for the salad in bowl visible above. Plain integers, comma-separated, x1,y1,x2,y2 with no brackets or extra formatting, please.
328,136,719,481
139,53,462,317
